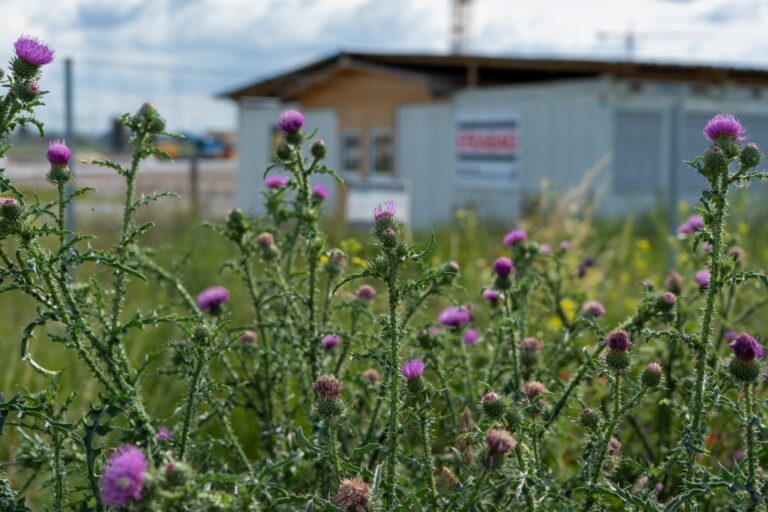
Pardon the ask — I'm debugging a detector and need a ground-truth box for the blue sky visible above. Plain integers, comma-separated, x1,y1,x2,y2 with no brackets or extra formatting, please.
3,0,768,133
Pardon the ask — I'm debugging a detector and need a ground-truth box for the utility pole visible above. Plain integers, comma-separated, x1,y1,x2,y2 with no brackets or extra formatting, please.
667,90,685,269
64,58,75,235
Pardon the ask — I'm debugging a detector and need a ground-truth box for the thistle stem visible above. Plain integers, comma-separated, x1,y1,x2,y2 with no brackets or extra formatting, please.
382,254,401,509
686,170,728,480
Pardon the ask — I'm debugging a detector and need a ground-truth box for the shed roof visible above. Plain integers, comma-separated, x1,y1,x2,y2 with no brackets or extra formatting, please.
222,51,768,101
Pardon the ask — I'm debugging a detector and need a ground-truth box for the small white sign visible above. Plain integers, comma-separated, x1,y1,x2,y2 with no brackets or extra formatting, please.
455,114,521,189
345,181,410,225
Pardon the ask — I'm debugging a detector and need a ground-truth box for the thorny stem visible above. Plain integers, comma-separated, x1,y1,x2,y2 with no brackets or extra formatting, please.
52,430,63,512
328,419,342,484
515,445,536,512
744,384,760,510
580,372,622,512
241,254,274,430
179,348,206,461
418,408,438,510
686,169,728,482
221,412,253,477
382,253,401,509
461,469,488,512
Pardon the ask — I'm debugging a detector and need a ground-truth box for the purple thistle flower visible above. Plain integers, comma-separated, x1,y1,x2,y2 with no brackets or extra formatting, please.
503,229,527,247
729,332,764,362
99,445,148,508
492,257,514,277
724,330,739,342
196,286,229,313
539,244,551,255
605,329,633,352
45,140,71,167
322,334,342,349
676,215,704,235
482,288,500,308
437,306,472,329
402,359,425,379
373,201,396,221
277,109,305,134
560,240,571,251
356,284,376,302
156,426,172,442
694,269,711,291
646,362,662,374
703,114,746,142
661,291,677,307
463,329,481,345
483,392,499,403
14,35,54,66
580,300,606,319
312,184,329,201
264,176,289,189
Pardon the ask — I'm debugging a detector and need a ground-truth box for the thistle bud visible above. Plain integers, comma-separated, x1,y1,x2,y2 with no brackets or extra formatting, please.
520,337,541,366
580,407,599,429
604,330,633,371
641,362,663,387
311,139,327,159
239,330,257,344
313,374,344,418
665,271,684,295
0,198,23,223
324,249,347,278
728,332,764,382
133,102,166,133
481,392,505,420
658,292,676,310
226,208,246,240
740,142,763,169
703,146,728,175
164,461,192,488
275,143,292,161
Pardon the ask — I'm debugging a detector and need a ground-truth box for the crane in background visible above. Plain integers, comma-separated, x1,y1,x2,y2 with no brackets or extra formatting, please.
451,0,474,55
596,26,703,61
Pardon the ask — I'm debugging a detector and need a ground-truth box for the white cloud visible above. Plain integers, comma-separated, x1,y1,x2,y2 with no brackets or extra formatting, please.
3,0,768,133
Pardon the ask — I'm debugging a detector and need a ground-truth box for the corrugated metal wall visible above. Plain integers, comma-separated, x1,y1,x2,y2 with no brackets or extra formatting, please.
236,79,768,226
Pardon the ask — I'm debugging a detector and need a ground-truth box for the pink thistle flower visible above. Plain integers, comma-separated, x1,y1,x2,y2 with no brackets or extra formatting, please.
580,300,606,319
45,140,71,167
463,329,481,345
694,269,711,291
196,286,229,313
730,332,764,362
322,334,342,349
373,201,396,221
264,176,289,189
492,257,514,277
401,359,425,379
503,228,527,247
277,109,304,134
312,184,329,201
703,113,746,142
437,306,472,329
156,426,172,442
14,35,54,66
99,445,148,507
482,288,500,308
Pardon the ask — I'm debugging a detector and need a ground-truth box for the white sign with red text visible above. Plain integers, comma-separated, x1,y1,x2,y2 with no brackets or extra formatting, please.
455,114,520,189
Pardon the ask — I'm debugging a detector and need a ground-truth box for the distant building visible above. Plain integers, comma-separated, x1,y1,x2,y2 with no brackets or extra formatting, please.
223,52,768,228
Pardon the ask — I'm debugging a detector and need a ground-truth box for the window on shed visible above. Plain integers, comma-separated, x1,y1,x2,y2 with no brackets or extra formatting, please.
370,129,394,174
340,131,362,172
613,112,663,193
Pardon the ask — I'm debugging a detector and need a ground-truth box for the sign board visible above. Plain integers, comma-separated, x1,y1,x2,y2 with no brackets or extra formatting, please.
455,115,521,189
344,180,410,226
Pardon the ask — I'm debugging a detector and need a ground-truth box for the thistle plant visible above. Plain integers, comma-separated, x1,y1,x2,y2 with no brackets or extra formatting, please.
3,34,768,512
